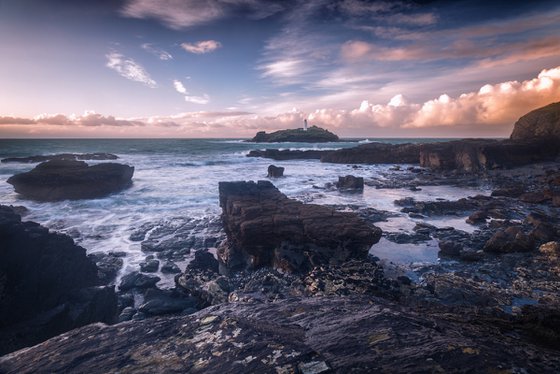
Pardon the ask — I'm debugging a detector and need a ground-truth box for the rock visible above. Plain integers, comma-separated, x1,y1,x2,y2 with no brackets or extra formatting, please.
161,261,181,274
7,160,134,201
336,175,364,190
539,241,560,259
483,226,535,253
189,250,220,273
510,102,560,141
247,149,331,160
138,289,198,316
321,142,421,164
217,181,381,273
3,296,560,373
267,165,284,178
118,307,136,322
0,206,117,355
140,259,160,273
520,191,550,204
119,272,160,291
491,186,525,198
1,152,118,163
466,210,487,224
438,240,463,257
88,252,125,283
248,125,339,142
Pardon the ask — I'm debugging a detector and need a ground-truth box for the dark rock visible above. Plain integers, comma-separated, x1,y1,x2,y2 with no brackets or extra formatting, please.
217,181,381,273
88,252,125,284
119,271,160,291
484,226,535,253
138,289,198,316
118,307,136,322
336,175,364,190
7,160,134,201
1,152,118,163
3,296,560,373
466,210,487,224
189,250,220,273
267,164,284,178
510,102,560,141
520,191,550,204
248,125,339,142
491,186,525,198
438,240,463,257
161,261,181,274
321,142,421,164
0,206,117,355
247,149,331,160
140,259,160,273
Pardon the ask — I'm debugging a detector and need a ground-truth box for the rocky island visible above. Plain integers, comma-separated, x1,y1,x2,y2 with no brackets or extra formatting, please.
248,125,339,142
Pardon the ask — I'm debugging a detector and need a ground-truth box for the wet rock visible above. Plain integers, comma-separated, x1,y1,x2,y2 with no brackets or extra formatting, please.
336,175,364,190
138,288,198,316
7,160,134,201
466,210,487,224
491,186,525,198
0,206,117,355
247,149,330,160
140,259,160,273
161,261,181,274
190,250,220,273
539,241,560,259
484,226,535,253
3,296,560,373
118,307,136,322
321,142,421,164
438,240,463,257
119,271,160,291
520,191,550,204
267,164,284,178
218,180,381,273
1,152,118,163
129,222,157,241
88,252,125,283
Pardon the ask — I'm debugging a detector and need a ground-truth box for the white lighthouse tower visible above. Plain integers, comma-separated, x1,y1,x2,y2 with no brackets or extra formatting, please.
303,119,308,131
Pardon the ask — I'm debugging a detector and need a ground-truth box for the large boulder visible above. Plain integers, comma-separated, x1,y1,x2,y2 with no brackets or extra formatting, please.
0,206,117,355
248,125,339,142
267,165,284,178
2,296,559,373
217,181,381,273
7,159,134,201
321,142,421,164
510,102,560,141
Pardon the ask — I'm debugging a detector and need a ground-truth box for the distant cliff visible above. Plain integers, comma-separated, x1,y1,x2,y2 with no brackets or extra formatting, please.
248,125,339,142
510,102,560,141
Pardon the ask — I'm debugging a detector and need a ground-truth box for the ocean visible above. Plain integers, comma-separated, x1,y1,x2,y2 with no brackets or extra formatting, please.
0,138,488,287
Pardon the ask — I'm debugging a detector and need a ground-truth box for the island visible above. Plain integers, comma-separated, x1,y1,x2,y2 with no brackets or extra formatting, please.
248,125,339,143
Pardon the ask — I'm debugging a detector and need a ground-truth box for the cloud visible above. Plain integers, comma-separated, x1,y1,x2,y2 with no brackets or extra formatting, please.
173,80,187,94
141,43,173,60
184,95,210,105
0,112,146,127
106,52,157,87
121,0,288,29
181,40,222,54
0,116,36,125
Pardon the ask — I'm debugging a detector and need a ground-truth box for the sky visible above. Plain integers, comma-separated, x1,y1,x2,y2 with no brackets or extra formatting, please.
0,0,559,138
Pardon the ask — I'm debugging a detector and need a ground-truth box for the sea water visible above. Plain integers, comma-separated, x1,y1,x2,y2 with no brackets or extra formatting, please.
0,138,488,287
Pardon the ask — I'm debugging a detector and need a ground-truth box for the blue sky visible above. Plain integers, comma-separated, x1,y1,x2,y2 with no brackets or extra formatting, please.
1,0,559,138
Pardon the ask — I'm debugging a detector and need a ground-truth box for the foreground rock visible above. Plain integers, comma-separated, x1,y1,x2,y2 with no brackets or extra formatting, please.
7,159,134,201
218,181,381,272
336,175,364,190
1,152,118,163
510,101,560,141
248,125,339,142
321,142,421,164
267,164,284,177
2,295,559,373
0,206,117,355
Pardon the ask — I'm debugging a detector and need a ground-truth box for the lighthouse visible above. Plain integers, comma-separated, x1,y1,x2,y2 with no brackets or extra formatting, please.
303,119,308,131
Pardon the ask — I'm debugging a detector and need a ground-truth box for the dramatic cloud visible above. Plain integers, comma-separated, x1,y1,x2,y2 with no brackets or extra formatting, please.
181,40,222,54
106,52,157,87
121,0,287,29
141,43,173,60
0,112,146,127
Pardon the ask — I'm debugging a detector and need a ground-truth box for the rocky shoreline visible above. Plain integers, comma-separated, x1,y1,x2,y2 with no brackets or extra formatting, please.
1,103,560,371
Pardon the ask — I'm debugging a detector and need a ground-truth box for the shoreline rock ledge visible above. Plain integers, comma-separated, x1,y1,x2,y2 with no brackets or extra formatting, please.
7,159,134,201
217,180,381,273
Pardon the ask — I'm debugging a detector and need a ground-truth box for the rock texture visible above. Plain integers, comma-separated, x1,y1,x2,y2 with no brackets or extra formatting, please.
218,181,381,272
336,175,364,190
2,296,559,373
419,139,559,171
7,159,134,201
1,152,118,163
321,142,421,164
249,125,339,143
510,102,560,141
267,164,284,178
0,206,117,355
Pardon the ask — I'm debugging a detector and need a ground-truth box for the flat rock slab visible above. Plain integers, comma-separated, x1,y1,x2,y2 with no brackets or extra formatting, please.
2,296,559,373
7,159,134,201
